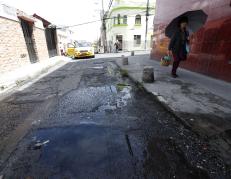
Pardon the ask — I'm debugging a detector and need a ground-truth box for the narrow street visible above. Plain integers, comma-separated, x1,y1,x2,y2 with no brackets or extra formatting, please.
0,57,228,178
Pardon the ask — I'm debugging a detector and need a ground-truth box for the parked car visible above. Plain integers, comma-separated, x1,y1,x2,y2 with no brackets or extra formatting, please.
66,42,95,59
66,43,75,57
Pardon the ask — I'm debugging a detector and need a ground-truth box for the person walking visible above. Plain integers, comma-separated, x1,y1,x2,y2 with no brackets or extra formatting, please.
168,17,189,78
114,40,120,53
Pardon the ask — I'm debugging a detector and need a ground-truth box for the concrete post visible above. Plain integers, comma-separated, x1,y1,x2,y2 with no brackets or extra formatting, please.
142,66,154,83
122,56,128,65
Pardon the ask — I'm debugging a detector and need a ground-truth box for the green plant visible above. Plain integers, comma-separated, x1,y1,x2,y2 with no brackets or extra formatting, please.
120,69,129,78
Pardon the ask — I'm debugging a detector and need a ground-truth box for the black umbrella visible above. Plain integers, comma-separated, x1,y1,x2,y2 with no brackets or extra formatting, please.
165,10,208,38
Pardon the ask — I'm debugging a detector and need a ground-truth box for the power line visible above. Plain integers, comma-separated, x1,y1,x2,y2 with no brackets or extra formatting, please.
65,20,102,28
60,11,154,29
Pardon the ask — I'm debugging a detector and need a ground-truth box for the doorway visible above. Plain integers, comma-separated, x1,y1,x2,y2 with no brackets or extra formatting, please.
45,28,58,57
116,35,123,51
20,19,38,63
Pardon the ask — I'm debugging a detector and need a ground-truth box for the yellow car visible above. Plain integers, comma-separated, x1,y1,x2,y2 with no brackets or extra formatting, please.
66,42,95,59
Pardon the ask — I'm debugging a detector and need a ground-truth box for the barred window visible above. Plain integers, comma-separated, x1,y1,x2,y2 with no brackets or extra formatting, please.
134,35,141,45
113,17,116,24
123,15,127,24
117,14,121,24
135,15,141,25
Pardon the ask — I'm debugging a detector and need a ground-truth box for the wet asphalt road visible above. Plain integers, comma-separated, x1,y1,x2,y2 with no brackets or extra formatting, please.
0,58,229,178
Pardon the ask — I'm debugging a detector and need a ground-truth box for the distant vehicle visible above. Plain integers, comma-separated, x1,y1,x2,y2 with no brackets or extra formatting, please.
66,42,95,59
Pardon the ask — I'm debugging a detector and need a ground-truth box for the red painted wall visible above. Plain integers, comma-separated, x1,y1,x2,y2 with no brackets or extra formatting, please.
151,0,231,82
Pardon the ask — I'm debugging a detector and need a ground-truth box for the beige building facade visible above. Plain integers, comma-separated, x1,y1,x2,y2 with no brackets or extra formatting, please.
0,3,49,74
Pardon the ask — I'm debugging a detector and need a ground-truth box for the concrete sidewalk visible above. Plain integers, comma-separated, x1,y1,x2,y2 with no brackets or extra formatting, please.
0,56,69,96
116,54,231,137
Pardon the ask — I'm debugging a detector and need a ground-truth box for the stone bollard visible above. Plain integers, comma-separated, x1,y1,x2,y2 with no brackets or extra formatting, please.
122,57,129,65
131,51,135,56
142,66,154,83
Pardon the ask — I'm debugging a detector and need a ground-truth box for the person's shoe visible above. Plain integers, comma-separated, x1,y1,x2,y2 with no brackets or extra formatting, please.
171,74,178,78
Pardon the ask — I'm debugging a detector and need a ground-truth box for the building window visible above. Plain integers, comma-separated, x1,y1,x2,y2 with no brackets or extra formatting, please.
113,17,116,24
135,15,141,25
117,14,121,24
134,35,141,46
123,15,127,24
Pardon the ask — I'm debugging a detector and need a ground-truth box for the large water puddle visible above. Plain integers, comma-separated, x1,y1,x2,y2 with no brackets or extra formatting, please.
4,125,143,178
3,124,209,179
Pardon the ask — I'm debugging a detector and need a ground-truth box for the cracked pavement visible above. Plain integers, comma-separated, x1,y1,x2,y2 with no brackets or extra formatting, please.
0,58,230,178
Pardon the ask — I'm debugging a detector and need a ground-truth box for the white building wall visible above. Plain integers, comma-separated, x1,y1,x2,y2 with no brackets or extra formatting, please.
57,28,74,54
106,1,155,52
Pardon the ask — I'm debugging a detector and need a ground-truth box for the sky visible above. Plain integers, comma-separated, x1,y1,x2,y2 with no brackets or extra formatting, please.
1,0,110,42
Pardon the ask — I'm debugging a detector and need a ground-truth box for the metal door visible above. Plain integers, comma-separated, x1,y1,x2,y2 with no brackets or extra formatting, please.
45,28,58,57
20,19,38,63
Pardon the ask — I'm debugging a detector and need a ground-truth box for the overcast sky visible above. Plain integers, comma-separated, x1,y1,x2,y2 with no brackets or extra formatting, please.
1,0,110,42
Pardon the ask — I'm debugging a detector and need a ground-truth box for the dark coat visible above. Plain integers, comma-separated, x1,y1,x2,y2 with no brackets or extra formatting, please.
168,29,189,56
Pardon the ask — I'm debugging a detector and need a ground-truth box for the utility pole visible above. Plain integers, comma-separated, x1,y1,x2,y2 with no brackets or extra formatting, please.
101,0,107,53
102,0,104,13
144,0,150,50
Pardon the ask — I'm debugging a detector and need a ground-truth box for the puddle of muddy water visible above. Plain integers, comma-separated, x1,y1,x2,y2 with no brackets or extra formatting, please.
3,125,140,178
3,125,211,179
